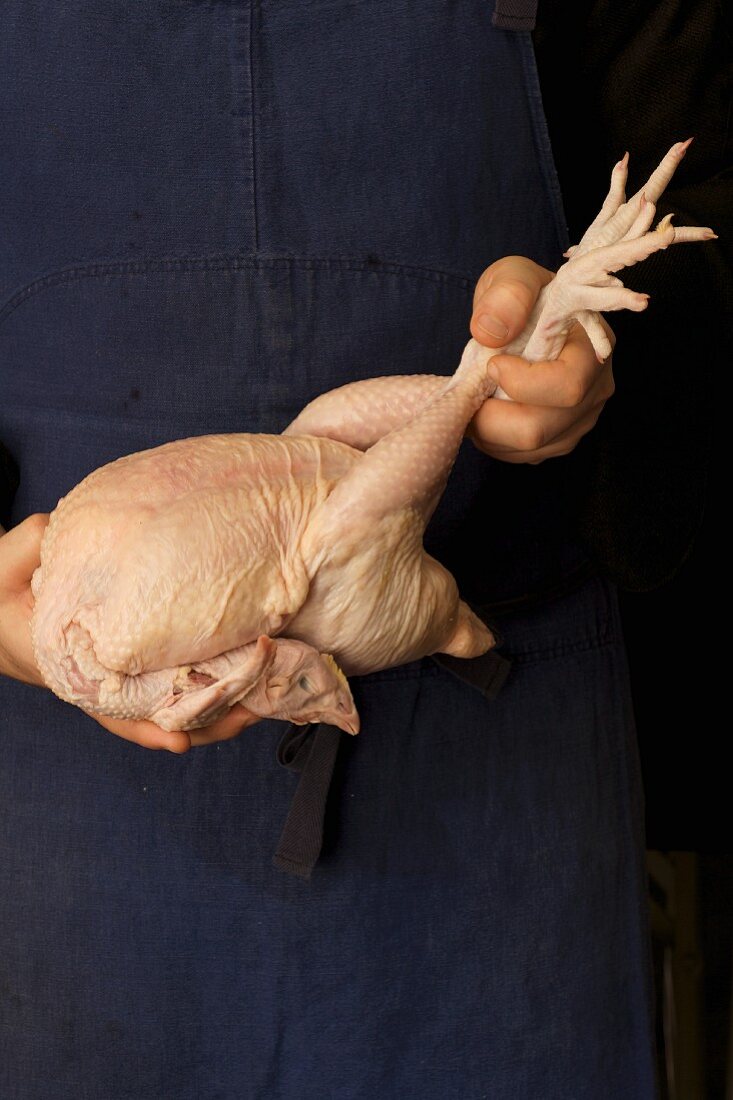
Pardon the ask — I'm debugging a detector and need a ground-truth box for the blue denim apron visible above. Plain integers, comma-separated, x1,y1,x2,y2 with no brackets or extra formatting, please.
0,3,656,1096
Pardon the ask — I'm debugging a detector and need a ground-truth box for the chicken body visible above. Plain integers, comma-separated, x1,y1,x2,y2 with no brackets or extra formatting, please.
31,428,487,731
30,143,715,733
31,435,363,731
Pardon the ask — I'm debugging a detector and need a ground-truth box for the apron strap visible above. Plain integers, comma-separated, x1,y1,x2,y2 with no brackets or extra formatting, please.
431,647,512,701
273,722,343,879
272,614,514,879
492,0,538,32
270,562,598,877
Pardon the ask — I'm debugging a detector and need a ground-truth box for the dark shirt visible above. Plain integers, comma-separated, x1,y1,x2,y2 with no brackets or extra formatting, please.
533,0,732,590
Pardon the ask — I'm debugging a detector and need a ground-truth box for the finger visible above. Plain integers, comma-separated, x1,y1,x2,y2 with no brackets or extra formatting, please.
471,364,613,454
0,513,50,591
471,256,553,346
492,406,604,465
487,323,607,408
97,702,259,752
471,398,582,454
96,713,192,753
0,598,44,685
186,705,261,747
471,400,603,459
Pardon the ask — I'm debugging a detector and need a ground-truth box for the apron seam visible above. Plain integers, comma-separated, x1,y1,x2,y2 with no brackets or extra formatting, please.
228,3,258,252
248,1,259,251
0,254,475,328
517,34,571,258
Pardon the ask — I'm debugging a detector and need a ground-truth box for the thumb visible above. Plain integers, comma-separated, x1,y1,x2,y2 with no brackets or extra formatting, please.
0,513,50,591
470,255,553,348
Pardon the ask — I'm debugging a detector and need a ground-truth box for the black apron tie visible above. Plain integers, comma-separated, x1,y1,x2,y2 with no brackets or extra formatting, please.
273,722,343,879
270,567,598,878
270,567,598,875
271,610,514,879
431,647,511,700
491,0,538,32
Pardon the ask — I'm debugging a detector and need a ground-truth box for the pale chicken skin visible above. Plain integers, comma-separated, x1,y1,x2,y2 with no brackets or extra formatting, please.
32,428,489,732
31,435,363,732
30,143,715,733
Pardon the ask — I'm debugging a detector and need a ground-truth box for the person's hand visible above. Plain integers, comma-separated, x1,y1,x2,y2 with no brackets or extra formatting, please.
0,514,50,686
0,514,259,752
468,255,616,463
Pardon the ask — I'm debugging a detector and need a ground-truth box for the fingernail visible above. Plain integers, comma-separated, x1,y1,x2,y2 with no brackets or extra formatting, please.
477,314,509,340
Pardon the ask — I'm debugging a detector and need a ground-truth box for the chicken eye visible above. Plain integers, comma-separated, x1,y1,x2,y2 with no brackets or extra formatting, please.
298,676,312,692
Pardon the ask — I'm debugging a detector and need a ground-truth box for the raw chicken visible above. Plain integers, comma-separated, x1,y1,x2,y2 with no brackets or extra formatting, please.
30,142,715,733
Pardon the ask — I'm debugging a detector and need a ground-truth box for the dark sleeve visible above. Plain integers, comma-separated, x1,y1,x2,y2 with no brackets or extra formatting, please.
533,0,733,590
0,441,20,528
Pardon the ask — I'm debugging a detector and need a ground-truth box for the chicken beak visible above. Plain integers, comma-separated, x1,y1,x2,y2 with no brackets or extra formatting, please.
329,707,360,736
319,652,359,735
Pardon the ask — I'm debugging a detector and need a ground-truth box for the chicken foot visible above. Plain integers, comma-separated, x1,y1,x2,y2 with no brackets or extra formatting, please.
286,141,716,446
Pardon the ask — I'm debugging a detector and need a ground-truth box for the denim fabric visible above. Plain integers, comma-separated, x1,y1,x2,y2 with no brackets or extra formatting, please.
0,0,583,604
0,2,655,1096
0,576,655,1099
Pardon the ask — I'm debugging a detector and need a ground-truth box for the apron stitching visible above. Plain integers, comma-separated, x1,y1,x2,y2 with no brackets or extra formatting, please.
503,630,619,665
228,4,257,252
248,1,259,251
492,13,536,29
0,254,475,327
517,35,571,259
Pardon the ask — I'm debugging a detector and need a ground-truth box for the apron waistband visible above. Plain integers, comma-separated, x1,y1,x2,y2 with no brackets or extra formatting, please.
272,560,596,879
272,623,511,880
492,0,538,32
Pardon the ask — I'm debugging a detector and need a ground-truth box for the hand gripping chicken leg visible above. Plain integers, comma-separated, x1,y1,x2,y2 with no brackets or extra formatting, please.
31,143,716,732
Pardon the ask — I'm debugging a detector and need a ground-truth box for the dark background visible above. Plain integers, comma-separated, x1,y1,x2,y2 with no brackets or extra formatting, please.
535,1,731,1094
533,0,731,847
